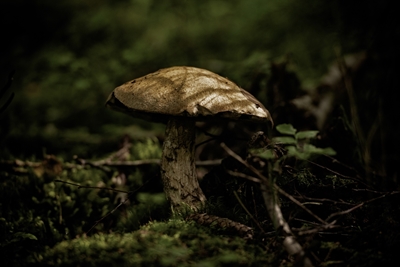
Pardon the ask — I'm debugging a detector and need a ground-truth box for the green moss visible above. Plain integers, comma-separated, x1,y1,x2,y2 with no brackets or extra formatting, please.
32,219,272,267
0,160,169,266
131,137,162,160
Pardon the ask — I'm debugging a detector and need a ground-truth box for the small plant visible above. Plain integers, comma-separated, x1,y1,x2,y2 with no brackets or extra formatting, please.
252,123,336,162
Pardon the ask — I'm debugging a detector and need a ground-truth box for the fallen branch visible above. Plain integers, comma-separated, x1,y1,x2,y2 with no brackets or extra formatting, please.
81,158,222,167
188,213,254,240
1,158,222,172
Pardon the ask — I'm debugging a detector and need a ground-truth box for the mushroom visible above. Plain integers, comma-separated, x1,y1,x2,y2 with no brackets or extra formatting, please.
106,66,273,212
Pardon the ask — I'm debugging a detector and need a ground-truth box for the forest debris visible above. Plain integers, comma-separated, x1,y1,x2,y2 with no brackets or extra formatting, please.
187,213,254,240
220,142,314,267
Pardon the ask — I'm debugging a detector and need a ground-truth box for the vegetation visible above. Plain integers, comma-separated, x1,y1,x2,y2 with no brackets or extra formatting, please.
1,0,399,266
32,219,273,267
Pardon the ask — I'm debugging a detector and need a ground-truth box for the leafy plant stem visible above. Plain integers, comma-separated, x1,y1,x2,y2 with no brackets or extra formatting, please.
220,142,314,266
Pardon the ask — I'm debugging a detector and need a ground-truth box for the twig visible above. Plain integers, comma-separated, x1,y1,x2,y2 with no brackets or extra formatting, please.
55,175,156,234
306,160,367,186
295,222,340,236
195,159,223,166
293,218,324,227
54,179,133,234
220,143,314,267
226,170,262,183
76,158,160,167
86,192,133,234
73,158,222,168
2,158,222,172
324,191,399,222
54,179,131,194
293,194,354,206
222,147,327,225
0,159,42,168
352,188,400,194
0,70,15,114
0,92,14,114
85,175,156,234
195,137,216,149
323,155,359,174
275,186,327,225
232,190,265,234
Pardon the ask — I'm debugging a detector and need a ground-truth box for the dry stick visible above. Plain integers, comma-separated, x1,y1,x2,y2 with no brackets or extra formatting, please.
0,70,15,114
274,186,327,225
294,218,325,227
220,143,314,267
323,155,359,173
325,191,400,222
85,178,159,234
296,223,341,236
86,193,133,234
55,177,155,234
55,179,131,194
226,166,327,225
73,158,222,168
195,137,216,149
54,179,132,234
226,170,262,183
352,188,400,194
3,158,222,172
306,160,368,186
232,190,266,234
71,141,131,172
1,159,42,168
294,194,354,206
81,159,160,167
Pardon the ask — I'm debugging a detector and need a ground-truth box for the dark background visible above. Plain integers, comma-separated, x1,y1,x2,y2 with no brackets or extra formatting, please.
2,0,399,182
1,1,400,265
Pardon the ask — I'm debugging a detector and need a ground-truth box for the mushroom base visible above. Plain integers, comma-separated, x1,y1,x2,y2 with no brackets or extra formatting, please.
160,118,206,212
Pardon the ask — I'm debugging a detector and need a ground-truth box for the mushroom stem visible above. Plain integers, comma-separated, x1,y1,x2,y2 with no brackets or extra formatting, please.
160,117,206,212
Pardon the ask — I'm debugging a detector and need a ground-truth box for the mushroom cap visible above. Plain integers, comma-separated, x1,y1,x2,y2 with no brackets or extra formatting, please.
106,66,273,125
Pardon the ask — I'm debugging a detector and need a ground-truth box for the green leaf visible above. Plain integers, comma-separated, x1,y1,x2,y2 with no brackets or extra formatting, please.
295,130,319,140
256,149,275,160
272,136,297,145
286,146,305,158
302,144,336,155
276,124,297,135
11,232,38,243
319,147,336,156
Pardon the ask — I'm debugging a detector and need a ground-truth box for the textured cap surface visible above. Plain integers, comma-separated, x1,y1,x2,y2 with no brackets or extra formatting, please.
106,66,272,124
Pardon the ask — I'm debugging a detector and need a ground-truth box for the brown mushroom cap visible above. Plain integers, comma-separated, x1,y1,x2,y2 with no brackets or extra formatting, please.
106,66,273,125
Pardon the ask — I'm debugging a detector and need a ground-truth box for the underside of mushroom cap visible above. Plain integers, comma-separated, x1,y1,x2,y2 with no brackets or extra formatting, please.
106,66,273,125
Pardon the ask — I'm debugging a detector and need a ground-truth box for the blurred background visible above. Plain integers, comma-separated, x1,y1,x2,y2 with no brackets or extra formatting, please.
1,0,399,183
1,2,400,265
